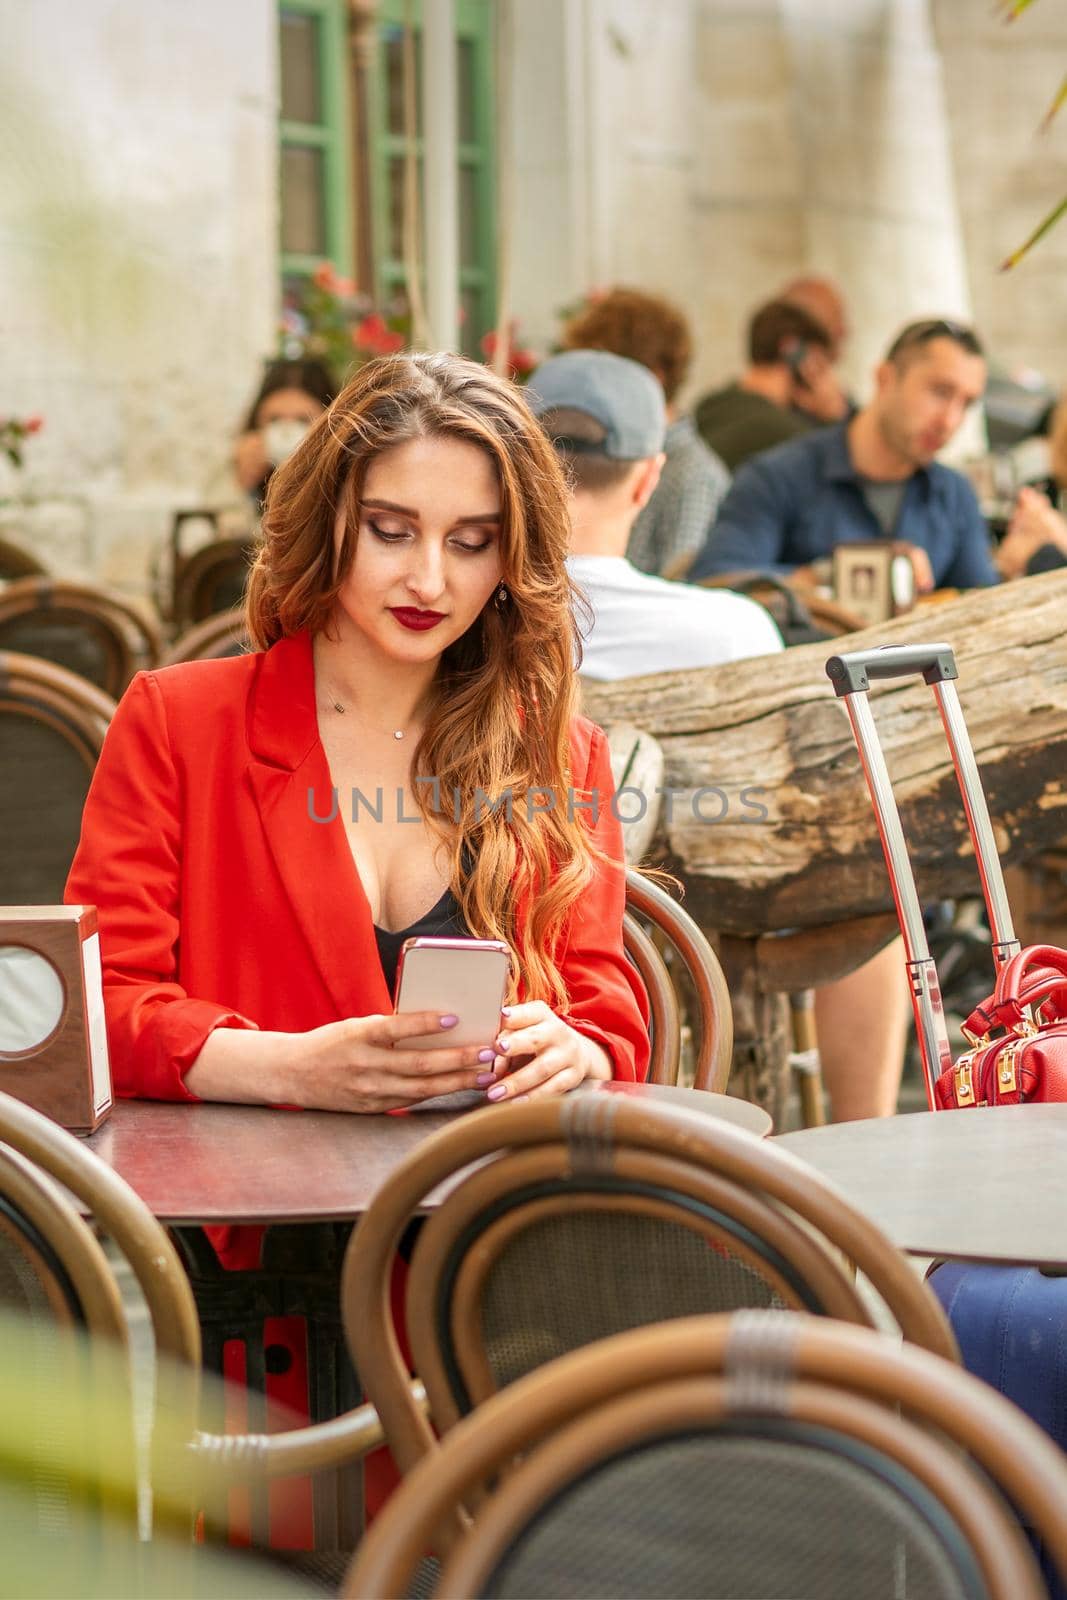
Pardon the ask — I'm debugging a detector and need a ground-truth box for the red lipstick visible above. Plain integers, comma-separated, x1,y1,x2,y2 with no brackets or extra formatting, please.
390,607,446,632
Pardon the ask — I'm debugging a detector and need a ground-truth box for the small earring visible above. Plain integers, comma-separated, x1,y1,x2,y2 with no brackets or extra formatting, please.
495,583,508,609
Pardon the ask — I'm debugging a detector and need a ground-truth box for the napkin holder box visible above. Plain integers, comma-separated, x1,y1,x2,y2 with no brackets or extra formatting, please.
0,906,113,1134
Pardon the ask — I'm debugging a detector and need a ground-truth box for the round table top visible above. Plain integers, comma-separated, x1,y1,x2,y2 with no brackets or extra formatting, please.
776,1104,1067,1267
83,1080,770,1226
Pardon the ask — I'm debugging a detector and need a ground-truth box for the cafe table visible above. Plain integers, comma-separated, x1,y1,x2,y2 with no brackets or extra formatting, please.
776,1104,1067,1268
82,1079,770,1224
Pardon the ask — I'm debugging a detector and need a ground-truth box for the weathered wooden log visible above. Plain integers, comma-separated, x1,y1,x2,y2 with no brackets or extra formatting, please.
581,570,1067,940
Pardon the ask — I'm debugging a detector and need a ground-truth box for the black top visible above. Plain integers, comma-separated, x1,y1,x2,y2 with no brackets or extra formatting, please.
374,885,471,997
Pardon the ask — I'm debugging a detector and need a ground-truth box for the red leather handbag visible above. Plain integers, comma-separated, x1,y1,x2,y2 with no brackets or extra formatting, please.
935,944,1067,1109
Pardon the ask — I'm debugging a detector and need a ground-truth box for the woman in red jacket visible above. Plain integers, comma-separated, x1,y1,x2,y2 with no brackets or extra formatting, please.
68,350,648,1123
66,351,649,1536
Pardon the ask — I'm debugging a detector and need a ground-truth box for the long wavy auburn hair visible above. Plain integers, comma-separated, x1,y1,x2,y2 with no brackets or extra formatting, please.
246,351,599,1009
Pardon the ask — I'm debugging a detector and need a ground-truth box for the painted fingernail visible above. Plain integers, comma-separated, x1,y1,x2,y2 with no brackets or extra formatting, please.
475,1072,495,1088
439,1015,459,1028
500,1006,512,1017
477,1048,495,1063
496,1037,510,1053
486,1083,507,1101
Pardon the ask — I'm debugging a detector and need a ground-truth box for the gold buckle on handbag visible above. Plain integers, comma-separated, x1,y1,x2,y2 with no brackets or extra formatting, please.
954,1056,976,1107
996,1040,1019,1096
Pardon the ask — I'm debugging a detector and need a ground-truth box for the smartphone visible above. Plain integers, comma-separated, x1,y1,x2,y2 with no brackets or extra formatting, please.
393,936,511,1051
784,338,812,390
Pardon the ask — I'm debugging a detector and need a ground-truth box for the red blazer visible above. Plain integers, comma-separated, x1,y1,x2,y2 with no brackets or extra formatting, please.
65,631,650,1103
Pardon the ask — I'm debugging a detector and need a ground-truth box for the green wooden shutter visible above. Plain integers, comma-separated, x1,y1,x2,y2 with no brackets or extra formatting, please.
368,0,495,355
279,0,354,282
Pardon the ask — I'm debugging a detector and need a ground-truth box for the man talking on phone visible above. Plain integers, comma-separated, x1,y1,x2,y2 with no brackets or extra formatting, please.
689,318,998,593
694,299,845,472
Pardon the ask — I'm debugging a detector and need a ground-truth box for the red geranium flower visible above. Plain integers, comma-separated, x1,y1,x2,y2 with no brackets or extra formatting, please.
353,314,405,355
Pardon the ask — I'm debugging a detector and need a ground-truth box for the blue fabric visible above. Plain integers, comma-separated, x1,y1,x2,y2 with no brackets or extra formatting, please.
929,1261,1067,1599
689,423,1000,589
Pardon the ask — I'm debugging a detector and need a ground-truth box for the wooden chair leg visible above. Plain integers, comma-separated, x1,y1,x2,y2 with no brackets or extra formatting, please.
789,989,826,1127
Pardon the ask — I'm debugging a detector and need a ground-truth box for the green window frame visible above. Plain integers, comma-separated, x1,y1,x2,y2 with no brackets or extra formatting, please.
279,0,354,281
368,0,496,355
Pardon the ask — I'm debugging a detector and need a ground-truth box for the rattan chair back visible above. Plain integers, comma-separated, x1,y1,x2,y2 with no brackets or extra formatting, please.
342,1098,956,1497
162,607,250,665
620,909,681,1085
0,578,161,696
171,538,255,631
0,1093,416,1555
624,868,732,1091
0,1140,141,1547
348,1312,1067,1600
0,651,115,902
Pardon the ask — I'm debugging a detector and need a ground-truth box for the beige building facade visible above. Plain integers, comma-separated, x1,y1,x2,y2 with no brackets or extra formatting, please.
2,0,1065,591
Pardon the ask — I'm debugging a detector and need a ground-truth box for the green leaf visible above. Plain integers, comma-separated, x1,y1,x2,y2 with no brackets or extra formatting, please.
1040,73,1067,133
1000,193,1067,270
995,0,1039,20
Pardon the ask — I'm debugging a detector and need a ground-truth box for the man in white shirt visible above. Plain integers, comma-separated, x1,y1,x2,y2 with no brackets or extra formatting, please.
525,350,783,679
528,348,910,1124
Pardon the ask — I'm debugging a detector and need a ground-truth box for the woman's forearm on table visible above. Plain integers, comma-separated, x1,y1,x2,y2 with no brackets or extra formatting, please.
185,1027,305,1105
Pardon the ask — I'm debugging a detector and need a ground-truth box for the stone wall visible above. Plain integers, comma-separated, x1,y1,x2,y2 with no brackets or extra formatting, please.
4,0,1065,599
0,0,278,593
510,0,1065,427
933,0,1067,390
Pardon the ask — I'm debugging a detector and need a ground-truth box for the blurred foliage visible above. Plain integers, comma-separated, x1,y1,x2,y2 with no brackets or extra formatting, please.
0,414,43,469
996,0,1067,269
0,1311,317,1598
280,264,408,388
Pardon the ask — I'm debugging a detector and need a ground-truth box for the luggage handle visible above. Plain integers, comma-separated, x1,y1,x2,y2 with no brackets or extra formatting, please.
825,643,1020,1110
825,643,958,694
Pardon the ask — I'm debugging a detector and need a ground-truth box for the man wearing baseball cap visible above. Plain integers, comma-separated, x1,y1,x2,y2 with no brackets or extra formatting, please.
529,349,910,1126
526,349,782,680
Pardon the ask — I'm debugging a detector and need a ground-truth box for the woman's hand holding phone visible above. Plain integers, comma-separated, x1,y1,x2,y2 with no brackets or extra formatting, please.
188,1010,493,1113
294,1011,494,1112
477,1001,613,1102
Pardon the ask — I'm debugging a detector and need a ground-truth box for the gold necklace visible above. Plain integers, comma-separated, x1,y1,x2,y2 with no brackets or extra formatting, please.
324,692,405,740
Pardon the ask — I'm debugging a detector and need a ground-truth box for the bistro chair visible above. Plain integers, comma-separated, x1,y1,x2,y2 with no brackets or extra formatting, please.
162,607,250,664
0,651,116,903
624,867,732,1092
0,577,161,697
0,535,48,581
171,537,256,632
342,1096,957,1516
0,1091,419,1559
0,1145,138,1543
620,906,681,1087
347,1312,1067,1600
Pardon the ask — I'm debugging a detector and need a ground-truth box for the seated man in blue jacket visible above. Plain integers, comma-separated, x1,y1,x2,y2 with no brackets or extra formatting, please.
690,318,999,591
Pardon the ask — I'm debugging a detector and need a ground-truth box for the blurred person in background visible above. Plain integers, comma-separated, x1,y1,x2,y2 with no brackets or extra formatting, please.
778,273,853,422
691,317,997,592
778,274,850,365
694,299,843,472
233,357,337,513
561,287,730,578
528,348,782,675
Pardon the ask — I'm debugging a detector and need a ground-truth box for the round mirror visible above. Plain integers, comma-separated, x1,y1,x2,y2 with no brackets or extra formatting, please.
0,946,66,1054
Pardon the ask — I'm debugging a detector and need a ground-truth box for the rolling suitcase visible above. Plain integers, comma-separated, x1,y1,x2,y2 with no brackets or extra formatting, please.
826,642,1067,1595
